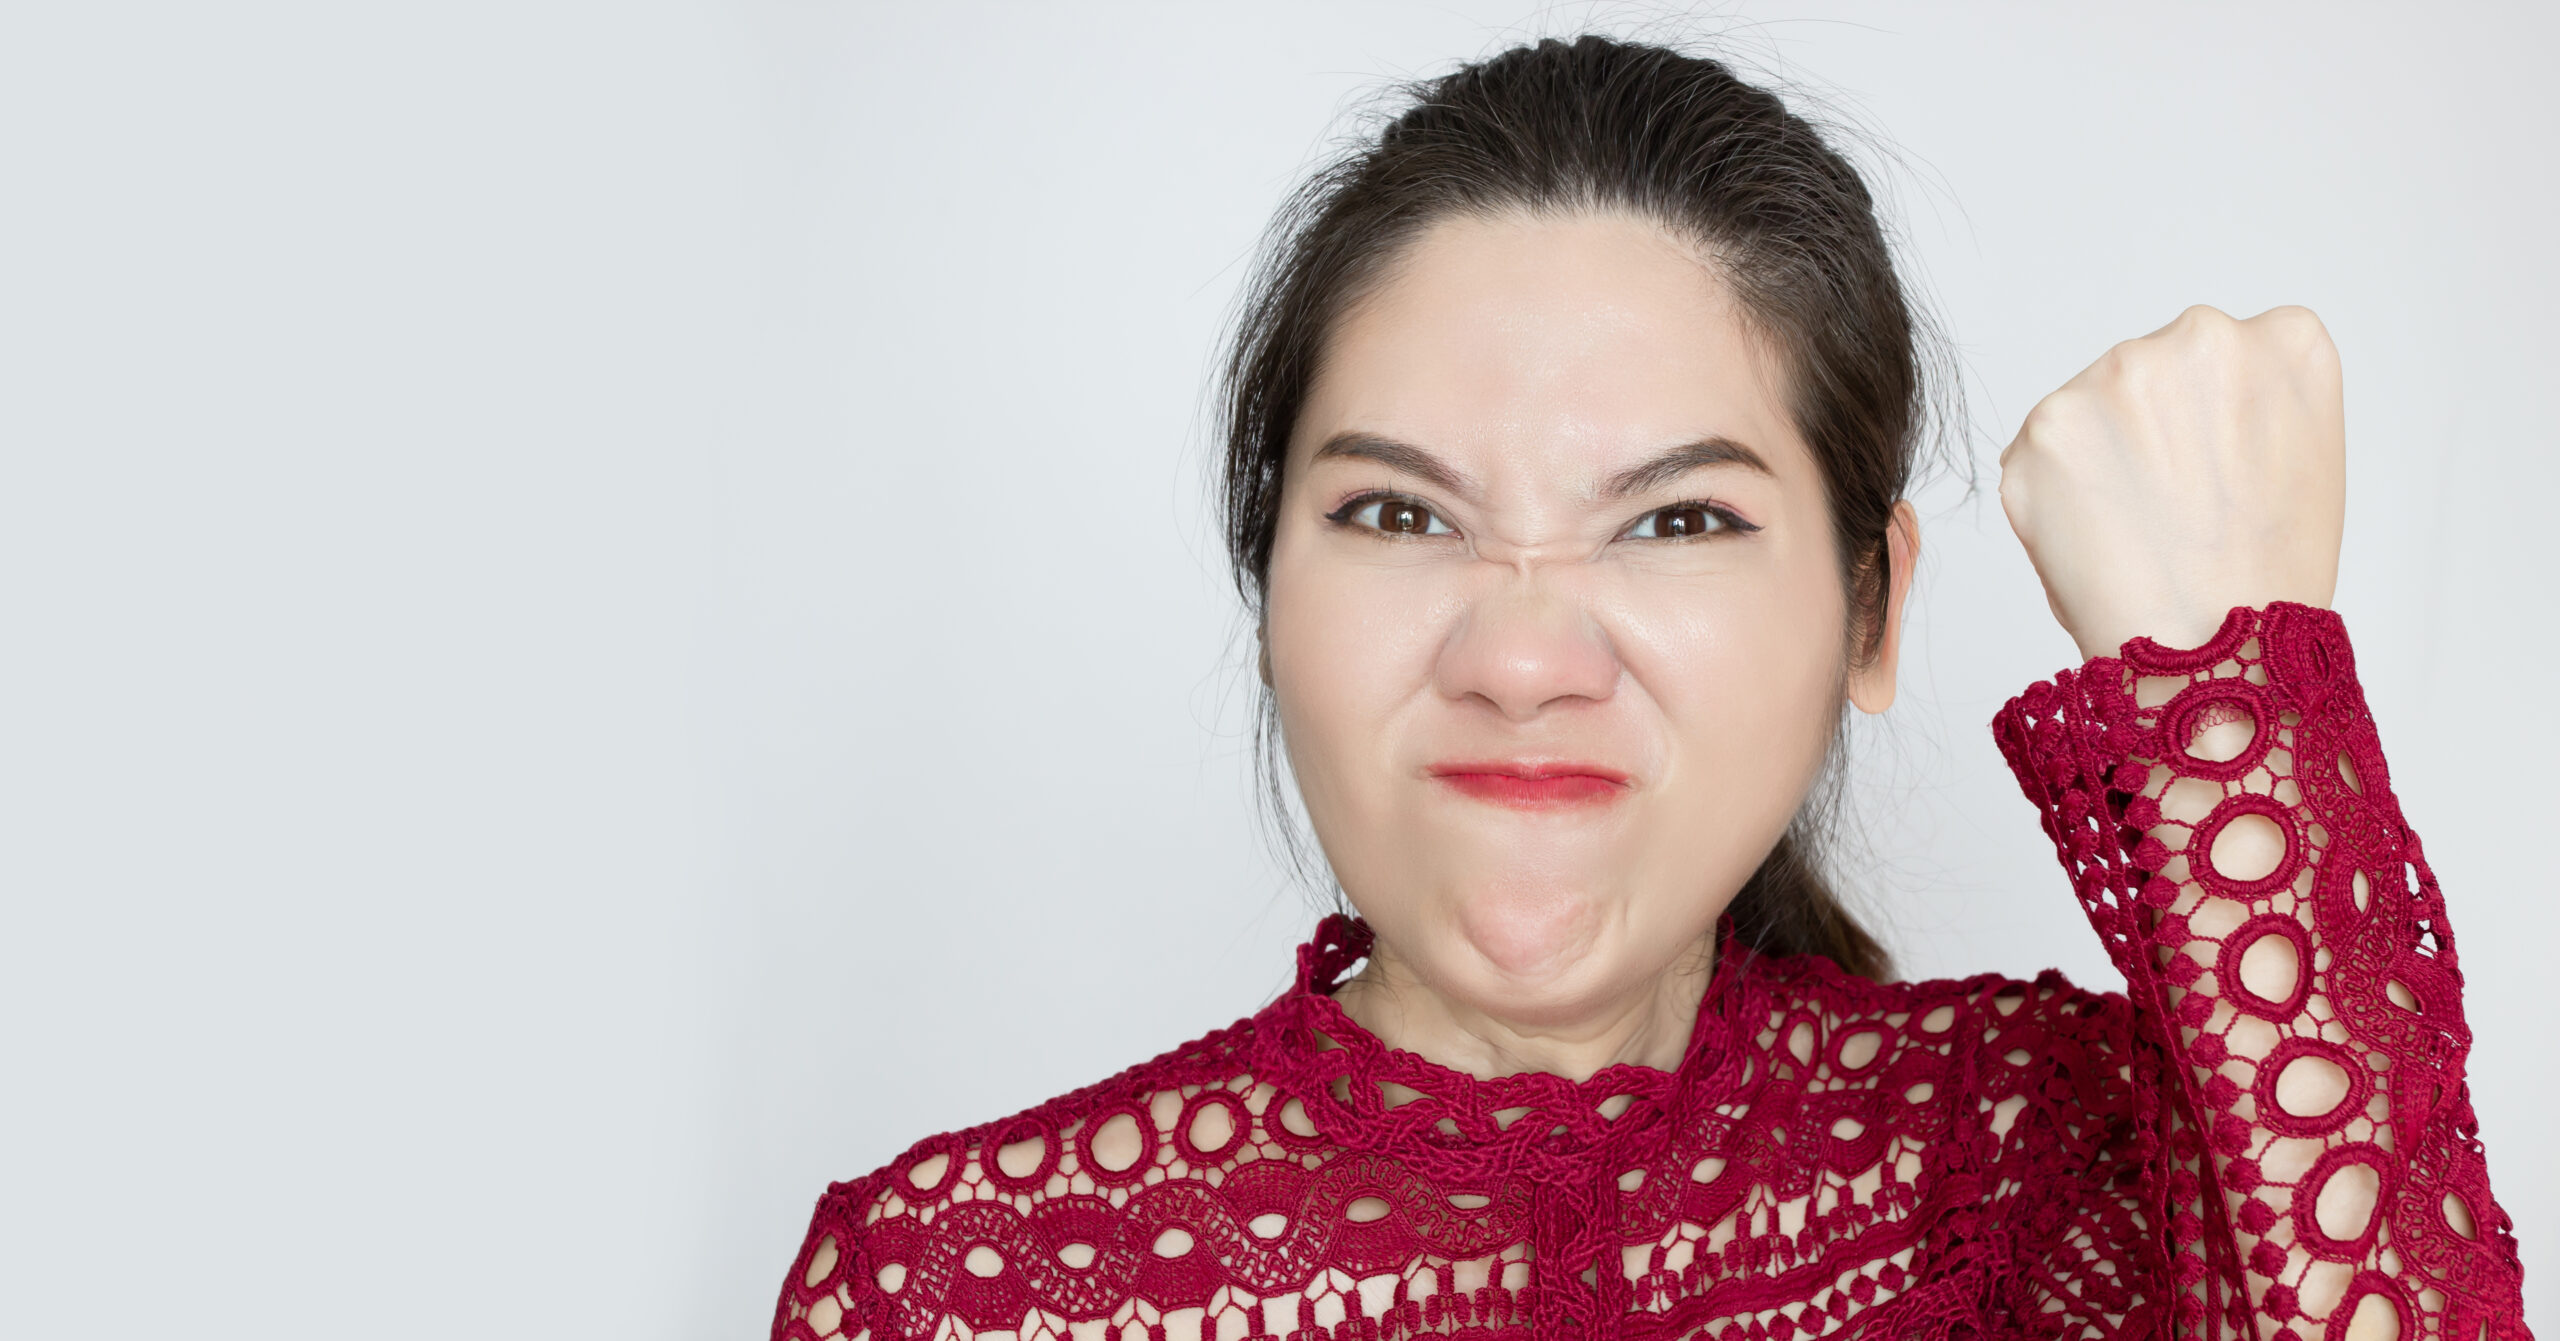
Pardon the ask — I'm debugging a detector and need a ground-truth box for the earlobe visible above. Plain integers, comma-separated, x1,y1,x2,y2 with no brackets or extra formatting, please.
1847,501,1920,715
1258,638,1273,688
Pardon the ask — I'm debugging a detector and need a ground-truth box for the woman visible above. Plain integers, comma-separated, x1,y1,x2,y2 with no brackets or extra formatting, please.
772,35,2525,1341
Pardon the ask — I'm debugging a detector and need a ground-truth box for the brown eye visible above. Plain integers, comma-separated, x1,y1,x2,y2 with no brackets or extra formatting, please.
1626,503,1728,540
1335,495,1455,537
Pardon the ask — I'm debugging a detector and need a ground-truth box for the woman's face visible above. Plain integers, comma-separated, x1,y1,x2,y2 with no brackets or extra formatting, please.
1265,208,1904,1029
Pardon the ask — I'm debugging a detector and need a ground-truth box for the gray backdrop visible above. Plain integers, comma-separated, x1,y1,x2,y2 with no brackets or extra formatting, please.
2,2,2549,1335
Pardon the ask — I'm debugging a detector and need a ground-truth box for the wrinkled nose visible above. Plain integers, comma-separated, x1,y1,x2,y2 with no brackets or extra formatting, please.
1432,570,1620,721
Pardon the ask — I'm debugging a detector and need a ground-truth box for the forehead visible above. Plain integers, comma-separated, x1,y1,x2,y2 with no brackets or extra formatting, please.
1291,209,1804,483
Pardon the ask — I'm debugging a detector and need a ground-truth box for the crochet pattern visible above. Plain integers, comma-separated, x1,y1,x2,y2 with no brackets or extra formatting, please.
772,603,2525,1341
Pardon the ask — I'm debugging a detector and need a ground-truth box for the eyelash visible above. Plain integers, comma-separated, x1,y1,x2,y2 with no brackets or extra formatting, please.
1620,499,1762,541
1324,491,1456,537
1322,490,1761,543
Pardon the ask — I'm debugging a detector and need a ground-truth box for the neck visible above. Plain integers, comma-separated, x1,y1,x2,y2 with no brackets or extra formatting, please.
1328,933,1718,1082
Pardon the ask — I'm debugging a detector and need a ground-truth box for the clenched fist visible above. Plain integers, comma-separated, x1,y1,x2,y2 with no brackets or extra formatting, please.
1998,304,2346,661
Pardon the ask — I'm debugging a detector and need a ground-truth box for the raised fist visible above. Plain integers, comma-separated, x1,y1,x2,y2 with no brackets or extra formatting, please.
1998,304,2346,660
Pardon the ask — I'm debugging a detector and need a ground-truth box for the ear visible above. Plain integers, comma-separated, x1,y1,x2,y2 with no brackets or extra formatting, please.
1257,629,1273,687
1846,500,1920,715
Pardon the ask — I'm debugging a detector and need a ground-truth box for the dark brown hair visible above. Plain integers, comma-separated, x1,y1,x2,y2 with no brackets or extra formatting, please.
1219,34,1961,980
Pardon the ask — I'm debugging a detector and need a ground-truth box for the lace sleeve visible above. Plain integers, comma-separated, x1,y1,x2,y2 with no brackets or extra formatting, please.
775,1179,884,1341
1990,602,2528,1341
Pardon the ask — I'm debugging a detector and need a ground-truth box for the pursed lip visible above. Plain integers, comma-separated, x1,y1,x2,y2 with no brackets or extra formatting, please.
1425,760,1632,809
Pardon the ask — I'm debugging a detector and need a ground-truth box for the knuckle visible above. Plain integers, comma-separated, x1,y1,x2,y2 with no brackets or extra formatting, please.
1996,463,2027,513
2100,340,2160,392
2254,304,2341,369
2264,301,2323,329
2297,310,2339,356
2165,302,2226,339
2018,391,2076,437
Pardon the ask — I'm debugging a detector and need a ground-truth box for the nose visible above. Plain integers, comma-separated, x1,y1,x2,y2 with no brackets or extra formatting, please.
1433,568,1620,722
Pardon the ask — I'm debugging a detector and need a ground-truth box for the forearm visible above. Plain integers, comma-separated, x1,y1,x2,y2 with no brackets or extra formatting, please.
1994,602,2525,1341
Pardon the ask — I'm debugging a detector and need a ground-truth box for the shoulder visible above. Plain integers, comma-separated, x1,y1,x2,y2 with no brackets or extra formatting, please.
1744,950,2145,1127
1752,948,2134,1050
1728,951,2154,1196
772,1011,1269,1341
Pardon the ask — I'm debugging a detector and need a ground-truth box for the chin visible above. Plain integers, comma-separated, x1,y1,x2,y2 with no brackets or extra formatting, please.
1443,879,1628,1018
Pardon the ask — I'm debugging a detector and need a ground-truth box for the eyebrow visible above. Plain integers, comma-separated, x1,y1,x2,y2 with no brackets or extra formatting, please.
1601,436,1775,499
1310,432,1477,497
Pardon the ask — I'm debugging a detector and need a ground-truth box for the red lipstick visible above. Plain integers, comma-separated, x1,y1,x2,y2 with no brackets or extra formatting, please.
1427,761,1631,810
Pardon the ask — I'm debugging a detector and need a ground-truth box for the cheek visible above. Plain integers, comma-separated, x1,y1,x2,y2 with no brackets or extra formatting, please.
1261,524,1452,799
1614,550,1846,785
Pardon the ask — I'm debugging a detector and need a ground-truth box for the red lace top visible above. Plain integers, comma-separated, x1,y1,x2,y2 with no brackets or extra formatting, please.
772,603,2528,1341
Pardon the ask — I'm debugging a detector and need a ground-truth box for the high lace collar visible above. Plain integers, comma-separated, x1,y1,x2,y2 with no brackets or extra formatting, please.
1246,913,1766,1186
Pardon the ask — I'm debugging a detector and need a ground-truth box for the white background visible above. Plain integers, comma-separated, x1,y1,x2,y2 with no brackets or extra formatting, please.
2,2,2550,1336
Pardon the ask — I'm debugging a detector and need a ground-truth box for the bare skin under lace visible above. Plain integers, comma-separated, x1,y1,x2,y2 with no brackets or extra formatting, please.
771,602,2527,1341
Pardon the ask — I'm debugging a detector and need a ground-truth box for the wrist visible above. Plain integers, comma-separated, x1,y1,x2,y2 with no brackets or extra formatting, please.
2069,596,2332,665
